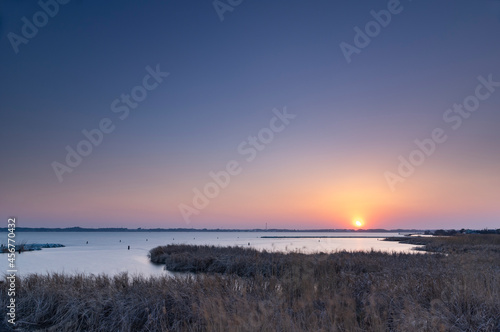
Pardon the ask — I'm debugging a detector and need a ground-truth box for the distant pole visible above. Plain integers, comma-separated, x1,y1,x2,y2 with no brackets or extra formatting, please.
266,222,267,231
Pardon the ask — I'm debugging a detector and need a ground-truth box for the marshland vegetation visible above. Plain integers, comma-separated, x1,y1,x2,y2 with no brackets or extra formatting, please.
1,234,499,331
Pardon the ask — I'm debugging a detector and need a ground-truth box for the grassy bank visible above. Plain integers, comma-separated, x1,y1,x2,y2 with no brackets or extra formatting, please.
384,234,500,253
1,235,499,331
0,243,65,254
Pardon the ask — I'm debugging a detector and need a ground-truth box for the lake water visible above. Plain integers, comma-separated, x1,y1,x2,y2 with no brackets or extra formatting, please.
0,232,420,277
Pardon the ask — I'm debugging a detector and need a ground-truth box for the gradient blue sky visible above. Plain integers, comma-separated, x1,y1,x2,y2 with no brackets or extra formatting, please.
1,0,499,229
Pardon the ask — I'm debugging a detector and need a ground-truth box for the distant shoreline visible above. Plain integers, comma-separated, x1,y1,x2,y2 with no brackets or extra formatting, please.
261,235,394,238
0,227,430,233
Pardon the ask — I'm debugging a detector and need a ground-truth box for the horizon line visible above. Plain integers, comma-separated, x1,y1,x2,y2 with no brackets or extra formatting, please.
1,227,492,232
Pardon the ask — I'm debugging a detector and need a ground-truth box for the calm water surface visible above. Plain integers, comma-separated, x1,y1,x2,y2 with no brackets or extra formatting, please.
0,232,420,276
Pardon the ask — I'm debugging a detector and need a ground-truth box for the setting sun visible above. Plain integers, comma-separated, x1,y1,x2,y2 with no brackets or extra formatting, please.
354,220,363,228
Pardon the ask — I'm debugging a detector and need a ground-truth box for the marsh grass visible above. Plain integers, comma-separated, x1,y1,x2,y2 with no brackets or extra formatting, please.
1,235,499,331
386,234,500,253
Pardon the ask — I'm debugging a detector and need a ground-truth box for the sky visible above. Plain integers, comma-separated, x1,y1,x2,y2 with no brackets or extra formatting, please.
0,0,499,230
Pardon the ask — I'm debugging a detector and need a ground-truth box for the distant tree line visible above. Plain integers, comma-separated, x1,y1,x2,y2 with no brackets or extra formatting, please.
430,229,500,236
